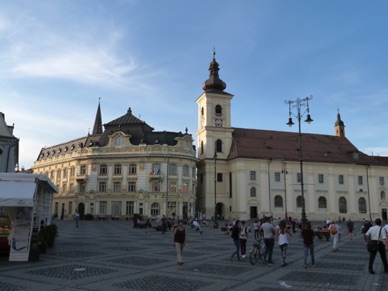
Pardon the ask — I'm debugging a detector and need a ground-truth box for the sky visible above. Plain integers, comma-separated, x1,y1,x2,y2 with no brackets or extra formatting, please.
1,0,388,169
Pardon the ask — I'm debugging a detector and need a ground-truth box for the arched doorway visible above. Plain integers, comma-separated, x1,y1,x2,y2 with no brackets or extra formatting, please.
78,203,85,220
216,203,224,219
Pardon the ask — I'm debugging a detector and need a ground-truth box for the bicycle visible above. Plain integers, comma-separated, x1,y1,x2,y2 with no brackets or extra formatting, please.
249,236,266,265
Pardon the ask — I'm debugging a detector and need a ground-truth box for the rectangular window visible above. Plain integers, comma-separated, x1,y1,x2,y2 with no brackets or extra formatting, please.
217,173,223,182
339,175,344,185
99,201,107,214
80,165,86,175
63,168,68,178
318,174,324,183
69,202,73,215
297,173,301,183
62,184,67,193
151,181,160,192
114,164,122,175
129,163,137,174
90,203,94,214
169,181,177,192
379,177,385,186
358,176,363,185
127,181,136,192
152,164,160,174
183,165,189,176
126,201,134,215
99,164,107,175
70,167,75,177
274,172,280,182
113,182,121,192
98,181,107,192
79,182,86,193
182,182,189,193
250,171,256,181
168,164,177,175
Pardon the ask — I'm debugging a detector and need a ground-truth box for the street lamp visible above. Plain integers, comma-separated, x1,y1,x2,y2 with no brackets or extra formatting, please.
285,96,313,230
282,163,288,221
213,151,218,228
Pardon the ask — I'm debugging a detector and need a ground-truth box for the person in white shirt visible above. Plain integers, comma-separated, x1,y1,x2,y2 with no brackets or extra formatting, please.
383,222,388,251
277,220,292,266
328,220,340,252
192,219,202,235
365,218,388,274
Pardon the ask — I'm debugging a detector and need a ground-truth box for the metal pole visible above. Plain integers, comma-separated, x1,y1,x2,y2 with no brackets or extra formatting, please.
282,163,288,221
298,111,307,230
213,152,218,228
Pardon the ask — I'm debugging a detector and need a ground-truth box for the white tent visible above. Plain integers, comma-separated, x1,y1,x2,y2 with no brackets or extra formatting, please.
0,173,58,261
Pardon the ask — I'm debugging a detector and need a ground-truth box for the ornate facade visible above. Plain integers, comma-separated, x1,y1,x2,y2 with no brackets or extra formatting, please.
196,53,388,222
32,104,197,220
0,112,19,173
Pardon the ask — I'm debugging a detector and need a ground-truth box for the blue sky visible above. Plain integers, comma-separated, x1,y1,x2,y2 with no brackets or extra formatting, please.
1,0,388,169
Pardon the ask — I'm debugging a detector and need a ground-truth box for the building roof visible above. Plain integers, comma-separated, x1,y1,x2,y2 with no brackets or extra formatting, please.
228,127,386,166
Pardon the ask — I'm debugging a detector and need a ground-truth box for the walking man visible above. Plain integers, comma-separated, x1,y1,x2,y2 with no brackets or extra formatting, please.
260,216,276,264
329,220,340,251
366,218,388,274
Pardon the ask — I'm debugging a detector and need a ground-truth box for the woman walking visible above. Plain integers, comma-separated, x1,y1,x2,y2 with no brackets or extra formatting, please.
277,220,292,266
301,221,315,268
173,220,186,265
229,220,241,261
239,221,248,259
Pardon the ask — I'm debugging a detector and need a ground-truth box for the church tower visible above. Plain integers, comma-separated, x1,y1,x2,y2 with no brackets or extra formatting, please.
195,51,234,218
335,110,345,138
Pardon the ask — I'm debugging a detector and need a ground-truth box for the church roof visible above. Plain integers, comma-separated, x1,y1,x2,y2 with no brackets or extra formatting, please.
228,127,386,166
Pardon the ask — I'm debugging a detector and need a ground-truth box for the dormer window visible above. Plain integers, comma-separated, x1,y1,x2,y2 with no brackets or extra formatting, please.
352,152,359,160
183,140,190,149
115,136,122,147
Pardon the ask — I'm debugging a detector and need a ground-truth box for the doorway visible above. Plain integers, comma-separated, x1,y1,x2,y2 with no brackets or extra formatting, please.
250,206,257,219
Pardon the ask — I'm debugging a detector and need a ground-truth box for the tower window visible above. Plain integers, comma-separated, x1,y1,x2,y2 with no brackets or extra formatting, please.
215,105,222,116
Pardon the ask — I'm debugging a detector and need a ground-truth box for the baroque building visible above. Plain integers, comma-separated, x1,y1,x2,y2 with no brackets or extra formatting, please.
196,54,388,222
32,103,197,220
0,112,19,173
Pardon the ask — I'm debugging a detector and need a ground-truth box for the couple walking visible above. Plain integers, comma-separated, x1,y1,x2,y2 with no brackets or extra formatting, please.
229,220,248,261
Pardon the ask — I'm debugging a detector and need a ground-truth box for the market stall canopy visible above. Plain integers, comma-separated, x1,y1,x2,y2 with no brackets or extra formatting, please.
0,173,58,207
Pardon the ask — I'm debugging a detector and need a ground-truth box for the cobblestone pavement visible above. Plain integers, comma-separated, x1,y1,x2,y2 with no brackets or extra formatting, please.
0,220,387,291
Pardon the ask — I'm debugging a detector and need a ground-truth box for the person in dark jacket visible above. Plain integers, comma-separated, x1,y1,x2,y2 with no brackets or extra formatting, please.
173,220,186,265
229,220,241,261
301,221,315,268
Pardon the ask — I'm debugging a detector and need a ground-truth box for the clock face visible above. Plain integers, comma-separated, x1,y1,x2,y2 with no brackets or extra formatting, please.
215,119,223,127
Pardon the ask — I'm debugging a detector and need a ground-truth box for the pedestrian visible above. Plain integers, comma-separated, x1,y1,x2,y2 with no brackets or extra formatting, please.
365,218,388,274
346,219,354,240
75,211,80,228
239,221,248,259
253,220,260,239
260,216,275,265
301,221,315,268
277,220,292,266
172,219,186,265
328,220,340,252
161,215,167,234
229,220,241,261
362,219,373,243
192,219,202,235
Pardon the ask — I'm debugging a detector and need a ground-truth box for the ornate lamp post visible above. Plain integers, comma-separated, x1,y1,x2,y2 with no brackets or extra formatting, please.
282,163,288,221
285,96,313,230
213,151,218,228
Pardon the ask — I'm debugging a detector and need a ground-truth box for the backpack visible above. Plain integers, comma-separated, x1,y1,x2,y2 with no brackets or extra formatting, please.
329,224,337,235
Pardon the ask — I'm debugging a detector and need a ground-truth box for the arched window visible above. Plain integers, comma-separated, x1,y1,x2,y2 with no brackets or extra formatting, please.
358,197,367,213
250,187,256,197
318,196,326,208
201,107,204,116
274,195,283,207
216,139,222,153
151,203,160,217
296,196,303,208
381,191,386,200
339,197,347,213
215,104,222,116
201,141,204,154
115,136,122,147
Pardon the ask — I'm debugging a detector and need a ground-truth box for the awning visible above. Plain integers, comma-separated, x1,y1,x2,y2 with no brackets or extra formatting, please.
0,173,58,207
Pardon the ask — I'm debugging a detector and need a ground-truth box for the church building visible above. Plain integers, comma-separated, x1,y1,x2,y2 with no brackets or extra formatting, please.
196,53,388,222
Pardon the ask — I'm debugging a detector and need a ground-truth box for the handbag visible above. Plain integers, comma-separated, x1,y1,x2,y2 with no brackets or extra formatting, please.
367,227,382,252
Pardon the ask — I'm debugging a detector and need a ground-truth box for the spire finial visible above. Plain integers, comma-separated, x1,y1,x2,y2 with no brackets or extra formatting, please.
212,48,216,59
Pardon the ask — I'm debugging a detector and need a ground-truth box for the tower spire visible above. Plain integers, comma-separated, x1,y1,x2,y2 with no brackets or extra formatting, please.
92,97,103,135
202,49,227,92
335,109,345,138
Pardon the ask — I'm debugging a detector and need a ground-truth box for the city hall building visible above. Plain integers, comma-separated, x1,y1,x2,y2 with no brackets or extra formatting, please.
196,54,388,222
32,104,197,220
